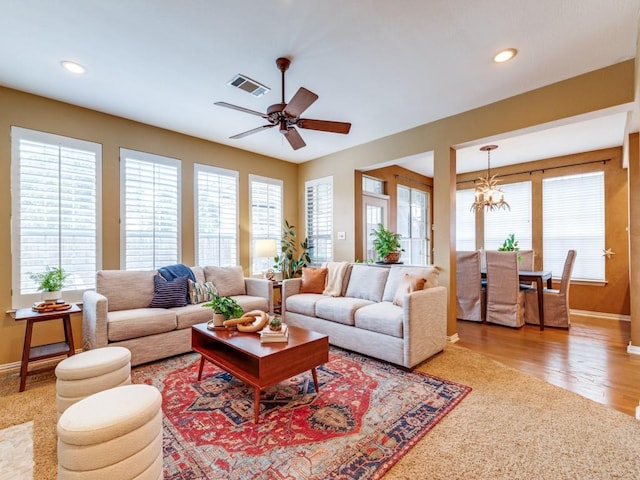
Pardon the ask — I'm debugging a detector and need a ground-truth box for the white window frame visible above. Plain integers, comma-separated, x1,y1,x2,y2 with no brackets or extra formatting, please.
120,148,181,270
397,185,430,265
305,176,333,264
249,174,283,275
11,127,102,308
194,163,239,267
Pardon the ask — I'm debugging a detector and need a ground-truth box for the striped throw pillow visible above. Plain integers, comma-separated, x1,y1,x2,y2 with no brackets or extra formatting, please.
188,279,217,304
148,274,188,308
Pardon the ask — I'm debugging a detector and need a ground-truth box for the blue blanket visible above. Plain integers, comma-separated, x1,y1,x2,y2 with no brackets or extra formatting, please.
158,264,196,283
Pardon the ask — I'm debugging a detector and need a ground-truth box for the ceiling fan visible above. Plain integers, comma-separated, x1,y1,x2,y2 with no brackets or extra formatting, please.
215,57,351,151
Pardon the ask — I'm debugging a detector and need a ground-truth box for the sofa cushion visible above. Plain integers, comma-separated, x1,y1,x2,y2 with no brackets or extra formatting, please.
382,266,440,302
300,267,328,294
354,302,403,338
172,304,214,330
107,309,177,342
149,275,188,308
315,296,374,326
285,293,325,317
97,270,157,312
205,266,246,296
187,279,217,304
190,266,205,283
393,274,427,307
345,265,389,302
231,295,269,314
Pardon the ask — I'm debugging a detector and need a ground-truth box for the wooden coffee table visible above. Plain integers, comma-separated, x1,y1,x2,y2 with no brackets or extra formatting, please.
191,323,329,423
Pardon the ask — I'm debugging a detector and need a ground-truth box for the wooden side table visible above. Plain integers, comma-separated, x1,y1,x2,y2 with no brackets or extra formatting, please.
272,281,283,315
11,303,80,392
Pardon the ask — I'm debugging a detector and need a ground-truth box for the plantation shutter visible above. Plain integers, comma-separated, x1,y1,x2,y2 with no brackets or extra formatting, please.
306,177,333,263
11,127,101,308
121,149,181,270
250,175,282,274
542,172,604,280
194,164,238,267
484,181,532,250
456,188,476,251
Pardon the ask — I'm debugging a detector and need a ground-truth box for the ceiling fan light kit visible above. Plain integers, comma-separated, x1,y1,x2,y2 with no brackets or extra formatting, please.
215,57,351,150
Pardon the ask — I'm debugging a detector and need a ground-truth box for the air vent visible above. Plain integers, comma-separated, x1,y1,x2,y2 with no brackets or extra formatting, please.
227,74,270,97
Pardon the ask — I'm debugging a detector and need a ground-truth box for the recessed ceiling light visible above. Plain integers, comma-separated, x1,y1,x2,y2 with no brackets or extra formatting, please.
493,48,518,63
60,60,87,74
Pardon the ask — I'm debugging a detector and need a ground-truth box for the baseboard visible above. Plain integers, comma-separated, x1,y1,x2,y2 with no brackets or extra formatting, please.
627,342,640,356
448,333,460,343
570,309,631,322
0,349,84,374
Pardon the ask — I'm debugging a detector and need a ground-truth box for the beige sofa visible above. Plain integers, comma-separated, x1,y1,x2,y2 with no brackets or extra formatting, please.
82,266,272,365
282,264,447,369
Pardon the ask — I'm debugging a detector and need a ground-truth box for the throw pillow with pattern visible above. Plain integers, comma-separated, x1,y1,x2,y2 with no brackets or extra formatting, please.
149,274,188,308
393,273,427,307
188,279,217,304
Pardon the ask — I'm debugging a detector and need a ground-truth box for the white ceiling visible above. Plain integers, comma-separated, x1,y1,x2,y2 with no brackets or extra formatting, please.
0,0,638,174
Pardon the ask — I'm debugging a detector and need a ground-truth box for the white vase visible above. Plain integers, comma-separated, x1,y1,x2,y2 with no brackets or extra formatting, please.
42,290,62,302
212,313,225,327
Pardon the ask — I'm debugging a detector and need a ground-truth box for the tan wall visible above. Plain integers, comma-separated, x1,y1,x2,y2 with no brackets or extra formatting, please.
298,60,636,337
458,147,629,315
0,87,299,366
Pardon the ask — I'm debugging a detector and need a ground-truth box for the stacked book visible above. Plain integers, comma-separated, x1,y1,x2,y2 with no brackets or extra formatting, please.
260,324,289,343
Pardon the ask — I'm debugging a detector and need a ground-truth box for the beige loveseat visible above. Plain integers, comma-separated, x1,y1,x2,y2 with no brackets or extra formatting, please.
82,266,272,365
282,264,447,369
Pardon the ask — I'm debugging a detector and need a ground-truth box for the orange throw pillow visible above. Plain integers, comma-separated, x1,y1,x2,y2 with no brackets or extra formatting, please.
393,273,427,306
300,267,328,294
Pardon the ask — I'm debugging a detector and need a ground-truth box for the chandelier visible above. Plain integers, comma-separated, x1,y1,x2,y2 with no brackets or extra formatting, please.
470,145,510,212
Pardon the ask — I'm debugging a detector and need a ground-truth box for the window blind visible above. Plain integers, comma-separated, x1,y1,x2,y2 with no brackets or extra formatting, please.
306,177,333,263
542,172,604,280
456,188,476,251
194,164,238,267
484,181,532,250
250,175,282,274
11,127,101,307
121,149,180,270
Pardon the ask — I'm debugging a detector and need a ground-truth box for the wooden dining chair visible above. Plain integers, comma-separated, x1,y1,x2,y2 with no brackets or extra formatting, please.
455,251,484,322
485,250,525,328
524,249,577,328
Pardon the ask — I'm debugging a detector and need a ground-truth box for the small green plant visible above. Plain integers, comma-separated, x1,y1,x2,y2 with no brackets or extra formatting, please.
269,316,282,331
29,266,68,292
273,220,312,279
202,293,244,320
371,223,404,261
497,233,522,261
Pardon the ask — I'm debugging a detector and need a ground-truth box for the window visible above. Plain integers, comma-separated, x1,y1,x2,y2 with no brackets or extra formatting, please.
362,175,384,195
121,149,180,270
543,172,605,281
250,175,282,274
397,185,429,265
306,177,333,263
194,164,238,267
11,127,101,307
484,181,532,250
456,188,476,251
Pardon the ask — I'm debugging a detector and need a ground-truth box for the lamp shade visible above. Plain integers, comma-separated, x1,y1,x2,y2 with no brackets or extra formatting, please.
255,238,277,257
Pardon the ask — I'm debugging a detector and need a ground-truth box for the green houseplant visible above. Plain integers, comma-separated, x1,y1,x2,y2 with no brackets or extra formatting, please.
202,293,244,326
497,233,522,261
273,220,312,279
371,223,404,263
29,266,68,301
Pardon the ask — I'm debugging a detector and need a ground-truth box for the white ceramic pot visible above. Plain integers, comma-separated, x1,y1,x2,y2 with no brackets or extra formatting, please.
212,313,225,327
42,290,62,302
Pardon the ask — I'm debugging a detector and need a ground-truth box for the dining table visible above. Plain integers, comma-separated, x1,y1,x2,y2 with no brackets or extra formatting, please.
481,269,553,330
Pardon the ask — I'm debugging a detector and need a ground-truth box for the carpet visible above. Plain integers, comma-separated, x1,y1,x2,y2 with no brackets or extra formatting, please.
132,349,471,479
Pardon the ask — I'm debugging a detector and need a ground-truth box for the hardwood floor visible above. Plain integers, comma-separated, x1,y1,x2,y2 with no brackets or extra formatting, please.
455,315,640,417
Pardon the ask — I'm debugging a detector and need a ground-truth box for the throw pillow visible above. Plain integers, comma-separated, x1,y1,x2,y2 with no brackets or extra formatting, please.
148,274,188,308
392,273,427,307
204,266,246,297
300,267,328,294
187,279,217,304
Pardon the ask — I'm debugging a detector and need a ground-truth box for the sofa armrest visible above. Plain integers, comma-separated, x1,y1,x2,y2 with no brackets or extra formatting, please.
244,278,273,309
281,278,302,316
404,286,447,367
82,290,109,351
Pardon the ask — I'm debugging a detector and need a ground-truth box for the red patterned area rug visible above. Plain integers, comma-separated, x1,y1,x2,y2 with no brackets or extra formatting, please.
133,348,471,480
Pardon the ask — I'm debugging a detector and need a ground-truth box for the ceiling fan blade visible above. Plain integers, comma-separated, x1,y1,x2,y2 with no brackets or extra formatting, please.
283,87,318,118
214,101,268,119
230,124,275,139
298,118,351,134
283,127,306,150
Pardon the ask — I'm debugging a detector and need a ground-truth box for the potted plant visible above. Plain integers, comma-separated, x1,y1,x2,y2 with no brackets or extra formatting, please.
371,223,404,263
498,233,522,261
268,315,282,331
29,266,68,301
273,220,312,279
202,293,244,326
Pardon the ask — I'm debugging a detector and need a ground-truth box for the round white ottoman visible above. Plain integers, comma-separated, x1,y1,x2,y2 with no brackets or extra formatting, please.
57,384,163,480
55,346,131,416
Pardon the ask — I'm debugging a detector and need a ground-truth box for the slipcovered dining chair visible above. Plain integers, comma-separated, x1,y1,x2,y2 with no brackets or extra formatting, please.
524,249,577,328
485,250,525,328
517,250,535,271
456,251,484,322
